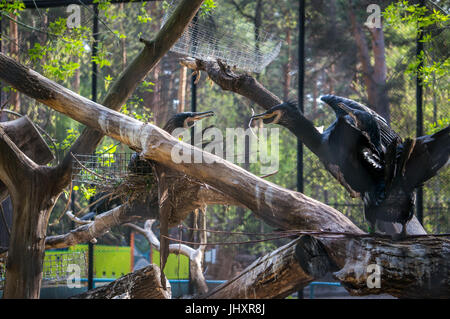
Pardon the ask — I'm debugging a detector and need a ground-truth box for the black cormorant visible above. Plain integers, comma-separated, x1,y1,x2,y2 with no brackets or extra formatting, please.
250,99,384,199
127,111,215,174
250,95,449,238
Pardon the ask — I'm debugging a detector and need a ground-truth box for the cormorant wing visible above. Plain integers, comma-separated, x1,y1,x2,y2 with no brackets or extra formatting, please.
320,95,401,146
404,125,450,190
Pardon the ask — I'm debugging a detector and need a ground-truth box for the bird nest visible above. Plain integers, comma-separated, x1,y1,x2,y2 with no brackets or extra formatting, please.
71,153,203,208
161,0,282,73
71,152,157,202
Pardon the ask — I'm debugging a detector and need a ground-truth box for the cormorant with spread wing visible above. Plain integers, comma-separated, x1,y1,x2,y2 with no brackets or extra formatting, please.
251,95,449,238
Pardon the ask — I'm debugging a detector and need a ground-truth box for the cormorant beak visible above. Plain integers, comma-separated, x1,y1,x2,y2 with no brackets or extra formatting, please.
251,110,282,124
184,111,215,128
191,110,215,121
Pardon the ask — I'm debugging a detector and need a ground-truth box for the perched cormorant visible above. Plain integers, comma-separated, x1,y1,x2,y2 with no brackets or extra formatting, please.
250,99,384,198
251,95,449,238
127,110,214,288
127,111,215,174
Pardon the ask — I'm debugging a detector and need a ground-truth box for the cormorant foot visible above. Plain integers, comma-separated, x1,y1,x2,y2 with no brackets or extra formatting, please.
391,232,408,241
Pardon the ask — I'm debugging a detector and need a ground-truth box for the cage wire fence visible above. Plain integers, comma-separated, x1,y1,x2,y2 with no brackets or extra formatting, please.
0,250,87,290
41,250,88,287
71,152,145,186
162,0,282,73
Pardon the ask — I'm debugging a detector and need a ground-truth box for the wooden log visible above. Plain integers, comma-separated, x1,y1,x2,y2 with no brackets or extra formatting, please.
71,264,171,299
313,234,450,298
206,233,449,299
205,237,316,299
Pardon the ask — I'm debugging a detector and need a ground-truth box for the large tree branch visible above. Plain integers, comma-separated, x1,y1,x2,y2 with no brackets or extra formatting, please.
206,233,450,299
45,205,132,249
0,127,37,196
0,116,53,201
204,237,316,299
318,234,450,298
181,58,282,109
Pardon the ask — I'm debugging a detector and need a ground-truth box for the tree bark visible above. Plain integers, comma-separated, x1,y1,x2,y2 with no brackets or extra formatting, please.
0,127,56,298
207,233,449,299
0,116,54,202
0,116,53,165
319,234,450,298
71,264,171,299
204,237,316,299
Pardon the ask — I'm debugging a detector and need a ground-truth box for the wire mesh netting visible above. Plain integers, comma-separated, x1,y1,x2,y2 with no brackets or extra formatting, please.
42,250,87,286
0,251,87,289
0,257,5,290
162,0,282,73
71,152,153,186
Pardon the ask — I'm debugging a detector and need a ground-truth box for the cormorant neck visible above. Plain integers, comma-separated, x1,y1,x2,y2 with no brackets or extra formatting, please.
286,111,325,157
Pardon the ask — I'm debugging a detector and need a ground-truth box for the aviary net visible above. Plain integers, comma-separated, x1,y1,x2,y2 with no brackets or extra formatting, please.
71,152,152,187
162,0,282,73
